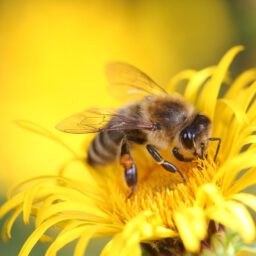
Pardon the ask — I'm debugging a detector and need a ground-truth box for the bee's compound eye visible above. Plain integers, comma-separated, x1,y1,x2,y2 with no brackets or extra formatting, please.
180,130,194,150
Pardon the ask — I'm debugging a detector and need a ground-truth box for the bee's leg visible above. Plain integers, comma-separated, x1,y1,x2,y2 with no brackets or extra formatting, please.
146,145,185,182
120,139,137,198
172,147,193,162
208,137,221,162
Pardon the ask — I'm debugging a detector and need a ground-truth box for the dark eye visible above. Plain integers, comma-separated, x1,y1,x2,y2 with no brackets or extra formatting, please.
181,130,194,149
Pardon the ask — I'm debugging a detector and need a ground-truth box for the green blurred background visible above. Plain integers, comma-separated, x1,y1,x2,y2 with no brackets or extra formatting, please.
1,0,256,255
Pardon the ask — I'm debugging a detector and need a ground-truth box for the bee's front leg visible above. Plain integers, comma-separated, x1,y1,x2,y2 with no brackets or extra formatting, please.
146,144,185,182
120,139,137,198
172,147,193,162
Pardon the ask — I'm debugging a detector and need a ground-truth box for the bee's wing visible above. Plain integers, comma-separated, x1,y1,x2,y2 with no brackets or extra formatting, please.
56,108,155,134
106,62,168,100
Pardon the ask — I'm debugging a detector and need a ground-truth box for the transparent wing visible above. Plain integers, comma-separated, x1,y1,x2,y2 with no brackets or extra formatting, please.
56,108,155,134
106,62,168,100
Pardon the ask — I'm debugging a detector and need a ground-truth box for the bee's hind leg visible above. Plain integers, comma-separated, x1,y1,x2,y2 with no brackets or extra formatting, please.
146,145,185,183
120,139,137,198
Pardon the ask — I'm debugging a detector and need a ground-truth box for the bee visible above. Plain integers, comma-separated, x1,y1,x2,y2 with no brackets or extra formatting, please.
56,62,221,197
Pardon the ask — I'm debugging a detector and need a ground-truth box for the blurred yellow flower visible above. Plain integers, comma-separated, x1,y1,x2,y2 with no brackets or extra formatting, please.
1,46,256,256
0,0,236,192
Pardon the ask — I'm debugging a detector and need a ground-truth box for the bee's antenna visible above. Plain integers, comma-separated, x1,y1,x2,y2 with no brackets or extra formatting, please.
208,137,221,162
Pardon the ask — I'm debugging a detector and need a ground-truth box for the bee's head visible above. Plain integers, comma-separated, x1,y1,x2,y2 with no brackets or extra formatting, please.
180,114,211,158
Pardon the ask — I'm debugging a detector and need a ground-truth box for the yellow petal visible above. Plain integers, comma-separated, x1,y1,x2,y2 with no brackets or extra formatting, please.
214,148,256,191
196,183,224,208
207,201,255,243
102,211,175,256
226,68,256,98
217,98,248,125
74,226,99,256
184,66,215,104
19,215,90,256
23,186,42,224
45,226,93,256
1,207,22,241
198,45,244,119
14,120,80,158
167,69,196,92
232,193,256,212
36,202,108,226
227,167,256,195
174,207,207,252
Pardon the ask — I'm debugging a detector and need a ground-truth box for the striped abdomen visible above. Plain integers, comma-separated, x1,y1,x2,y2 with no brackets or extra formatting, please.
87,130,124,166
87,103,147,166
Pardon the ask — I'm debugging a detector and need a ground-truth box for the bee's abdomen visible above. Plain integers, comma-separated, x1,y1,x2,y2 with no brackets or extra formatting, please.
87,130,124,166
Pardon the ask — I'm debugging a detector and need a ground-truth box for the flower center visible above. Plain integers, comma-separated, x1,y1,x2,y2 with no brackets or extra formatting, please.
107,156,215,228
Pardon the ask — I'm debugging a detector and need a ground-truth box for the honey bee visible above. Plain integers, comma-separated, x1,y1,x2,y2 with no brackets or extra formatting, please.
56,62,221,197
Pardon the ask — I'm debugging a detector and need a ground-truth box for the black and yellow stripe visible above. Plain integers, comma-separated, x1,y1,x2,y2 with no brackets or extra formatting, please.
87,130,124,166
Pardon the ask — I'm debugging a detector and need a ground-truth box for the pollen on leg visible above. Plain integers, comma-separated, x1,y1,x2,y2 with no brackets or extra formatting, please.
120,154,134,169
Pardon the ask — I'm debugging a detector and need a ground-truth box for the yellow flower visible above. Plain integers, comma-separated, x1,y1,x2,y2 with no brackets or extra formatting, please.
0,0,234,190
1,46,256,256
